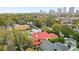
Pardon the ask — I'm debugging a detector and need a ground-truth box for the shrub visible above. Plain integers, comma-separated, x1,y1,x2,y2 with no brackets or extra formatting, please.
61,25,75,37
48,37,64,43
0,45,5,51
77,42,79,48
42,27,53,33
25,48,34,51
73,32,79,40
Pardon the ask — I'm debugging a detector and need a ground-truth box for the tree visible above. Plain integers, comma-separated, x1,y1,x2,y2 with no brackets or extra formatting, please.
45,14,60,27
0,45,5,51
77,42,79,48
73,32,79,48
0,17,5,25
45,17,53,27
52,23,61,34
0,17,5,30
33,18,42,28
42,27,53,33
61,25,74,37
12,30,33,51
15,17,25,25
73,32,79,40
0,29,13,51
4,17,15,29
74,19,79,28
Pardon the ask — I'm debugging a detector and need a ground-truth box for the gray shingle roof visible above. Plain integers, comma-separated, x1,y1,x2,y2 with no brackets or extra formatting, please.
40,40,69,51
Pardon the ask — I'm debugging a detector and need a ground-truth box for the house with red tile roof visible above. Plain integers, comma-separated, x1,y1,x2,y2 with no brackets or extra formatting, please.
32,32,58,46
33,40,41,46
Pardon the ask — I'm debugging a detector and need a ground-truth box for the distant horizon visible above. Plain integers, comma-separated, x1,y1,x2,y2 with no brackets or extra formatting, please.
0,7,79,13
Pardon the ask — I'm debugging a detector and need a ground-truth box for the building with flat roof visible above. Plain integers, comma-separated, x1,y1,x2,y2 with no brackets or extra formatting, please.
14,24,30,31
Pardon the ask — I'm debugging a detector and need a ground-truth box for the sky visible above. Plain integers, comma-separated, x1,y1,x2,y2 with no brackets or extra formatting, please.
0,7,79,13
0,7,57,13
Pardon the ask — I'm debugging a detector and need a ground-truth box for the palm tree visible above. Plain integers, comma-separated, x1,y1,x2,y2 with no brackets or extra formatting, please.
0,29,11,50
12,30,33,51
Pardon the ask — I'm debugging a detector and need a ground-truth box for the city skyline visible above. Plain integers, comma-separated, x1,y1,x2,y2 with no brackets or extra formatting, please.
0,7,79,13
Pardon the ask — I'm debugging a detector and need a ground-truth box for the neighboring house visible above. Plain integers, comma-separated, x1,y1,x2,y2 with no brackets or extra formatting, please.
70,48,79,51
14,24,30,31
64,37,76,49
40,40,68,51
32,32,58,46
57,17,79,26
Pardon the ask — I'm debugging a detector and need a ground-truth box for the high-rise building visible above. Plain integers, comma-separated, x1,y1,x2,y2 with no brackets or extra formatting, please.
40,10,43,14
69,7,74,13
40,10,46,14
49,9,55,14
76,10,79,13
62,7,66,13
57,8,62,13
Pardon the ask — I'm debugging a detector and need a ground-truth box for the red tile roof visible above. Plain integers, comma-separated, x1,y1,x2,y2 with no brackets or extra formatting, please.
32,32,58,46
33,40,41,46
47,33,58,39
38,32,48,40
32,32,48,40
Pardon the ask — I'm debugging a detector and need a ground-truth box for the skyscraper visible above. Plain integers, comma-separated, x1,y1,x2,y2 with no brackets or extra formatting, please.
63,7,66,13
69,7,74,13
76,10,79,13
40,10,43,14
57,8,62,13
49,9,55,14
